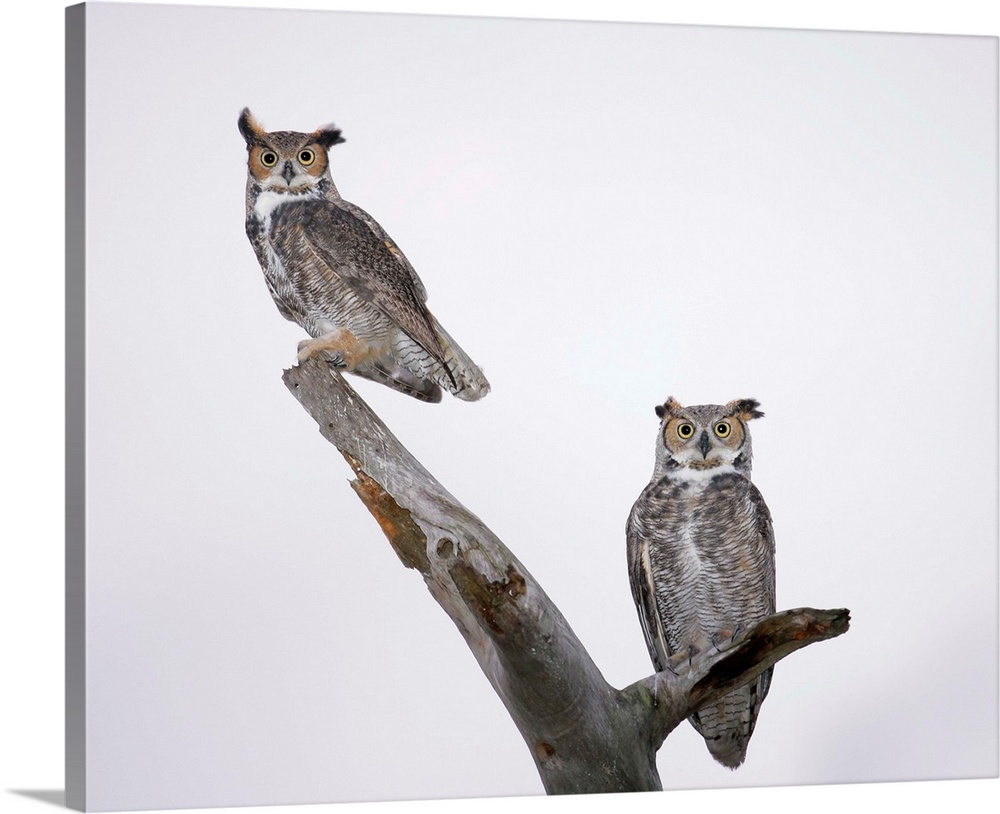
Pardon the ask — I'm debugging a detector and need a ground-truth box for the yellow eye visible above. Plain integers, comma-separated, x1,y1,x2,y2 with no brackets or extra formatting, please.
298,149,316,166
714,421,732,438
677,422,695,440
260,150,278,167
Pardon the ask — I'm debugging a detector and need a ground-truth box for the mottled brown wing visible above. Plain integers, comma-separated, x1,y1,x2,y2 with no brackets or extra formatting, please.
746,480,776,701
626,494,673,674
275,197,448,364
336,198,429,303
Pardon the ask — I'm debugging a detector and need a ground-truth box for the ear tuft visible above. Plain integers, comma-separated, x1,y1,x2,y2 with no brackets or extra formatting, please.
727,398,764,421
314,123,346,149
655,397,683,420
238,107,265,146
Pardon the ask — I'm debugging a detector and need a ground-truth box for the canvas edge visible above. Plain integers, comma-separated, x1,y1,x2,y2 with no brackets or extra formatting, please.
66,3,87,811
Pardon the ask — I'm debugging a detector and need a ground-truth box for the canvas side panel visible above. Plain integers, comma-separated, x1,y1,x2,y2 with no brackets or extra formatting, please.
65,4,87,811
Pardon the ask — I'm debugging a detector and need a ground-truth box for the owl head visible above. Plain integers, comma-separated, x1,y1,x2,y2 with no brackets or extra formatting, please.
652,397,764,479
238,108,345,193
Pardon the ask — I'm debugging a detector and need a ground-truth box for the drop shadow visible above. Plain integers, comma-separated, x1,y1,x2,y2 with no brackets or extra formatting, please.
8,790,67,809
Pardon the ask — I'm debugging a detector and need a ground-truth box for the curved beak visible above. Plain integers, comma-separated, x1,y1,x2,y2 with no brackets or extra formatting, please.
282,161,295,184
698,431,711,459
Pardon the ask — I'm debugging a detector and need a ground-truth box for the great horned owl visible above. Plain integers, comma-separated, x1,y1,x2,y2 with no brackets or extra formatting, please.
238,108,490,403
626,397,775,769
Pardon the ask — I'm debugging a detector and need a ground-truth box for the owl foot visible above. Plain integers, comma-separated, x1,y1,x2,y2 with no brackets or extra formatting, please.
297,329,365,368
297,337,341,365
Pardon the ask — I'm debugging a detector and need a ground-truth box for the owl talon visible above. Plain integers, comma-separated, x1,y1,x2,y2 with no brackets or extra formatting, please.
298,347,346,367
664,650,691,676
711,625,742,652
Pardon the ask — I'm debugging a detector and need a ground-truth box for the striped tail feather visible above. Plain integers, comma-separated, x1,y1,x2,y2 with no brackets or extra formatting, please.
429,315,491,402
344,359,443,403
690,667,772,769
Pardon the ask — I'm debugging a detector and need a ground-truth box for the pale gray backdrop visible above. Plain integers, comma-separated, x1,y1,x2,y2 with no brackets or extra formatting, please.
71,2,998,810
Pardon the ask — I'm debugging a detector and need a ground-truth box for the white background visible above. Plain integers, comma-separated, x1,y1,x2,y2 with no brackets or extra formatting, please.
1,2,998,814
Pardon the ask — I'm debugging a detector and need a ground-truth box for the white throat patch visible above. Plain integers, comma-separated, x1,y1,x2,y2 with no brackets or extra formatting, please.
253,189,294,222
668,463,737,484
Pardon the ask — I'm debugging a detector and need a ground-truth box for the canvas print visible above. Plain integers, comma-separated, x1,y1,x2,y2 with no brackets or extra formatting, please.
66,2,998,811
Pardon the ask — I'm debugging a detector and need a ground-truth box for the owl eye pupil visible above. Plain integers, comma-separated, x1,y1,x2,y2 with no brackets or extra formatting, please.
260,150,278,167
714,422,731,438
677,423,695,439
298,150,315,165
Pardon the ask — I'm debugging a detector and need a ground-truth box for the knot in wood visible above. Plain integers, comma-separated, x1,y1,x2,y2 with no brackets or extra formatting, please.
451,562,527,635
535,741,556,761
500,566,527,600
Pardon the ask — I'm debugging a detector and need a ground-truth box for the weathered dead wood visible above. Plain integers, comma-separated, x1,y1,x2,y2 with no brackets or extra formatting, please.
282,359,850,794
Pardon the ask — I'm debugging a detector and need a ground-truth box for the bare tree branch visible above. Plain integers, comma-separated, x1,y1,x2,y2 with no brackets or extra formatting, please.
282,359,850,794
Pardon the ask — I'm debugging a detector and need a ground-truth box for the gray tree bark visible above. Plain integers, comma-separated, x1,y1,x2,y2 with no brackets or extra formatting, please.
283,359,850,794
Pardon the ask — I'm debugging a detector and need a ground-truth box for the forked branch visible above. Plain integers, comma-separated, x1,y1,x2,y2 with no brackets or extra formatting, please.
282,359,850,794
